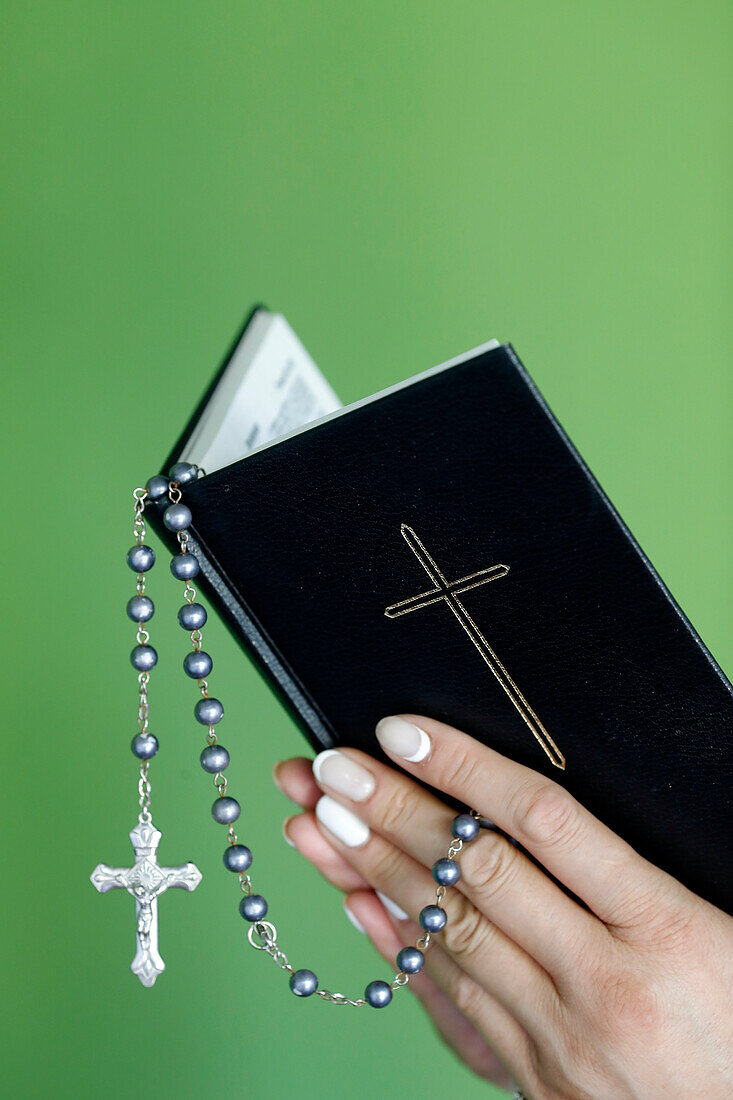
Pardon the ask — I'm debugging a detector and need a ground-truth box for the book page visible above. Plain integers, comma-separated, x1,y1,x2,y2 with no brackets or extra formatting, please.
179,312,342,474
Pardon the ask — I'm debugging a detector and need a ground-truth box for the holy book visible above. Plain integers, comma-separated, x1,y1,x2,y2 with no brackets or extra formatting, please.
149,307,733,913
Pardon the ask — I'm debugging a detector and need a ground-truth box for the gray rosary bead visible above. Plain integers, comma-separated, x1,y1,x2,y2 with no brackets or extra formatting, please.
170,553,200,581
432,858,461,886
131,732,159,759
177,603,207,630
396,946,424,974
200,744,229,773
212,796,240,824
126,545,155,572
195,697,224,725
163,503,192,532
145,475,169,501
419,905,447,933
451,813,480,841
364,980,392,1008
183,650,212,679
289,969,318,997
130,644,158,672
126,595,155,622
223,844,252,873
168,462,198,485
239,894,268,921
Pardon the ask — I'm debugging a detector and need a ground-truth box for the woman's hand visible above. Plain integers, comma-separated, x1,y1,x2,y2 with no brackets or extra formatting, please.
274,714,733,1099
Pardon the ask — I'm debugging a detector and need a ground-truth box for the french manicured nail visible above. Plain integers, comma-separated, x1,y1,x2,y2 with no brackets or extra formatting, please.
344,901,367,934
375,716,431,762
315,795,370,848
376,891,408,920
312,749,375,802
282,817,296,848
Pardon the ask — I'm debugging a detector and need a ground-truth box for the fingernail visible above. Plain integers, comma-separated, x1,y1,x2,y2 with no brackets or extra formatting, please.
315,795,370,848
376,716,431,762
376,891,408,920
344,901,367,934
282,817,296,848
313,750,375,802
272,761,285,792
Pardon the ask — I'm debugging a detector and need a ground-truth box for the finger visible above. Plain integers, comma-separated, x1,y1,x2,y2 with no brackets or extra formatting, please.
312,746,603,980
284,812,370,893
314,794,555,1034
417,933,533,1097
288,810,531,1088
351,894,531,1090
345,890,515,1090
376,713,666,928
274,757,321,809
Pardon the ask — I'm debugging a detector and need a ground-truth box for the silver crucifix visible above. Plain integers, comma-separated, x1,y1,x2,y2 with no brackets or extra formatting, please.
90,819,202,987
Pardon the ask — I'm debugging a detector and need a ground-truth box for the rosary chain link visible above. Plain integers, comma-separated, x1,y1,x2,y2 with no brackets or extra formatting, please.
132,488,154,824
138,760,152,823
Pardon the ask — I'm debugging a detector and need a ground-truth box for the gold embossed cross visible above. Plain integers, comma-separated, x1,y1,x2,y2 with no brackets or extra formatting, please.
384,524,565,770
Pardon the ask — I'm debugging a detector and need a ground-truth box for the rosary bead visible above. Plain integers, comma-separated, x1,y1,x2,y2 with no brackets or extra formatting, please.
183,650,213,679
126,545,155,573
419,905,447,933
365,980,393,1008
126,595,154,623
432,858,461,887
239,893,268,921
212,796,240,824
131,732,159,759
178,603,207,630
200,744,230,773
223,844,252,873
451,813,480,841
170,553,200,581
289,969,319,997
168,462,198,485
396,946,424,974
164,503,192,532
195,697,224,725
145,475,169,501
130,644,158,671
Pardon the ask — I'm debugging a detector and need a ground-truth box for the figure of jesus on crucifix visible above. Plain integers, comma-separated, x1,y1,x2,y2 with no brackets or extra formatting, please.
91,818,202,987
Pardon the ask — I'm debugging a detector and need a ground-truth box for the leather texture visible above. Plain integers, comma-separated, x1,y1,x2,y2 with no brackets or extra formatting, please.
150,343,733,913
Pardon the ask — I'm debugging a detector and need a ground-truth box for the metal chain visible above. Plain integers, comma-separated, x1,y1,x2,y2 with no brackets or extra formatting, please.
138,761,152,824
133,488,154,825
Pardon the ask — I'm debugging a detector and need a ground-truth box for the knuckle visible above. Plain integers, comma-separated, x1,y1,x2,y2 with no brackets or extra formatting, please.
368,841,405,890
460,832,522,901
594,965,662,1035
444,966,488,1019
442,893,494,961
377,783,421,837
438,745,485,799
513,781,582,851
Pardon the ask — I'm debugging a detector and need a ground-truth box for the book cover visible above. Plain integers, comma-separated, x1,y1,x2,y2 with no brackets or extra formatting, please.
149,335,733,912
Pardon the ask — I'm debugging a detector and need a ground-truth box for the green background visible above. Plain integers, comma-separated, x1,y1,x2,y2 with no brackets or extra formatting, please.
2,3,730,1097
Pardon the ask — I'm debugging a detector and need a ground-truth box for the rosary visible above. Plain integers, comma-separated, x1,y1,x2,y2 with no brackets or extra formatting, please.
90,463,484,1007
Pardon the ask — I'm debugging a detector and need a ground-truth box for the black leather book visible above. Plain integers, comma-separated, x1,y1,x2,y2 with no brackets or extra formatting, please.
149,309,733,912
